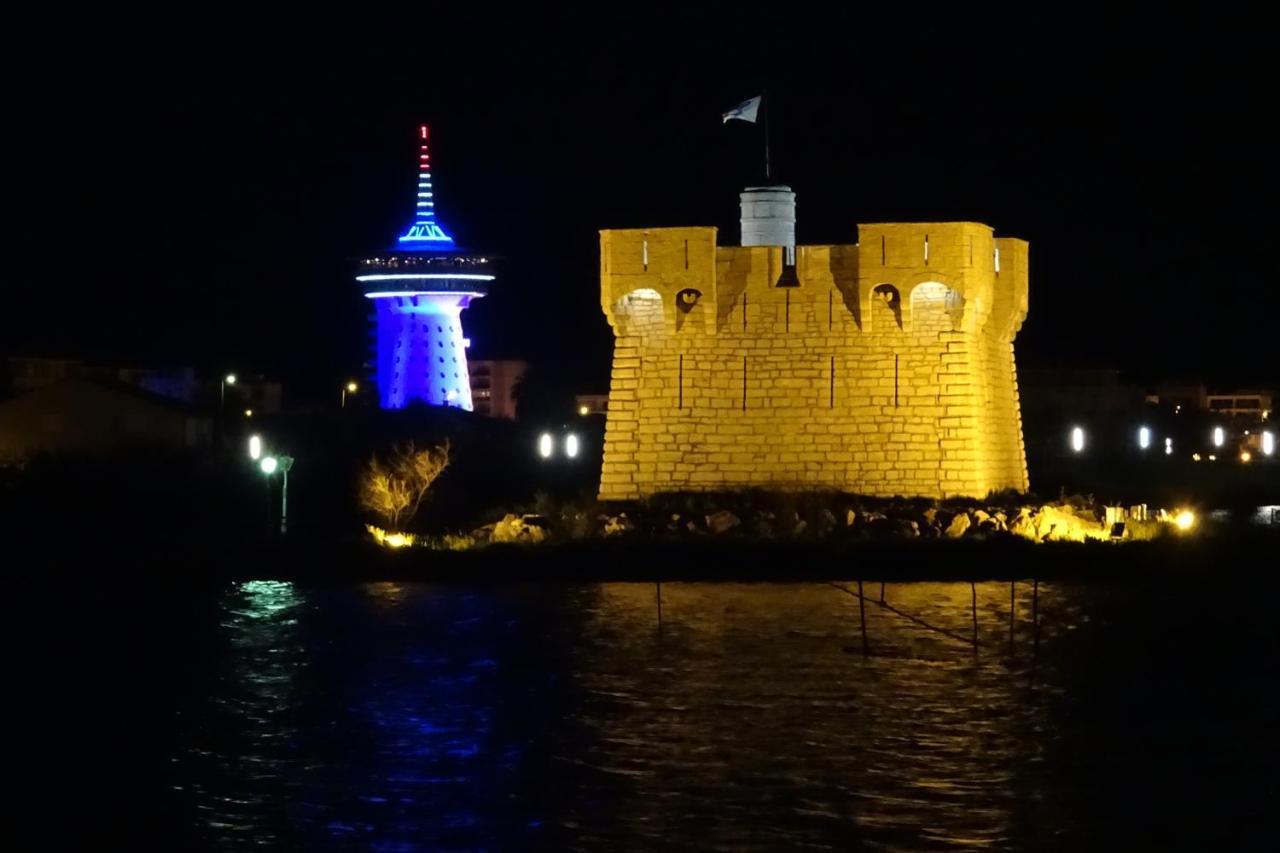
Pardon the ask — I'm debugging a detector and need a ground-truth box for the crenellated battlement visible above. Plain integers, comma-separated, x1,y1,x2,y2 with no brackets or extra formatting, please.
597,220,1030,500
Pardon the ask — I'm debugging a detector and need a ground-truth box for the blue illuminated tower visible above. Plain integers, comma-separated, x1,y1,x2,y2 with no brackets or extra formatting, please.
357,124,493,410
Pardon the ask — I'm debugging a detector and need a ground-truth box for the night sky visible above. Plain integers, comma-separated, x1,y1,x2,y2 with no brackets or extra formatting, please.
10,11,1277,401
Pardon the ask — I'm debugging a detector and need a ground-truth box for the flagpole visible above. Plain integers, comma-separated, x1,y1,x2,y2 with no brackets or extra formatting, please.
763,88,771,181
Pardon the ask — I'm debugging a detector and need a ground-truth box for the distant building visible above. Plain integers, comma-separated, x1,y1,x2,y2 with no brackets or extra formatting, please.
575,393,609,416
0,379,213,457
1143,381,1272,421
1148,380,1207,413
468,359,527,419
5,357,282,414
1205,390,1272,421
9,357,86,395
10,357,200,403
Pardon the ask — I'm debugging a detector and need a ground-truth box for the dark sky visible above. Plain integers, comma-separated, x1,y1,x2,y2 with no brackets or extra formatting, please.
9,11,1277,399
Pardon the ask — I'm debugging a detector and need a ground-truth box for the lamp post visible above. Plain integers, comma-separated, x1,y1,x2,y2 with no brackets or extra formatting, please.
341,381,358,409
258,453,295,535
220,373,237,413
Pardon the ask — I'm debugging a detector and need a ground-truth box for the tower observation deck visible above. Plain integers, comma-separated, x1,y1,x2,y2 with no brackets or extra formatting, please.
357,124,493,410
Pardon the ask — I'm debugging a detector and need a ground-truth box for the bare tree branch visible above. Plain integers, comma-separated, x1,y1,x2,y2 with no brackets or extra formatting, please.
359,440,451,530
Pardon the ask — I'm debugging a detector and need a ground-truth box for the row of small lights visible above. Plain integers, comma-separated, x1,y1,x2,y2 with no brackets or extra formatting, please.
1070,425,1274,460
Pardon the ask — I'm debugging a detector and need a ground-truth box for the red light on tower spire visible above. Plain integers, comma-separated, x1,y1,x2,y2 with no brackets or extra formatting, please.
398,122,452,243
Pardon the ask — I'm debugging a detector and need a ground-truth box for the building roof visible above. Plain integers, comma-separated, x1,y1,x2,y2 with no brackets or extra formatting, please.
1,377,205,416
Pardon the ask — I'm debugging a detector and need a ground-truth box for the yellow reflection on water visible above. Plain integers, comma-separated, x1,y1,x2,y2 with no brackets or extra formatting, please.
579,581,1051,849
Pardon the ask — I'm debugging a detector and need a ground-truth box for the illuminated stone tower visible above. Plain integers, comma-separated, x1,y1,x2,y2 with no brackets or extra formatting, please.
357,125,493,410
597,191,1030,500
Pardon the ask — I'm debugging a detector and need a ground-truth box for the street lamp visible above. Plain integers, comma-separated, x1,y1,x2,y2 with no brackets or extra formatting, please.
259,454,295,534
342,381,359,409
220,373,237,412
248,434,262,460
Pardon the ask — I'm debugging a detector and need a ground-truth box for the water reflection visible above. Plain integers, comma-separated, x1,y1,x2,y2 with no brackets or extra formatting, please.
179,580,305,848
574,583,1052,849
170,579,1275,850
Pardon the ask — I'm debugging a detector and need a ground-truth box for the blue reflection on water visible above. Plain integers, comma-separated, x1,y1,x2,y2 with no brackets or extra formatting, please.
178,581,557,850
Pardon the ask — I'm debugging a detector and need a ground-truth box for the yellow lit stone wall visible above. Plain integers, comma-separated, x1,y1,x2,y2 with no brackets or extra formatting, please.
598,222,1030,500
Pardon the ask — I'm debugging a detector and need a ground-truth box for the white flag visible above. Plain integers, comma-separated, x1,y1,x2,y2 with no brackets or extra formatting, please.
722,95,762,124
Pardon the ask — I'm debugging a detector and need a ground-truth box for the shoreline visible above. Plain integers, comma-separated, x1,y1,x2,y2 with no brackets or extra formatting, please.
29,526,1276,585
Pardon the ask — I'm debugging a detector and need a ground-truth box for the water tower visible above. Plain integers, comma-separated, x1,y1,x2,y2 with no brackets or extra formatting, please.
356,125,493,410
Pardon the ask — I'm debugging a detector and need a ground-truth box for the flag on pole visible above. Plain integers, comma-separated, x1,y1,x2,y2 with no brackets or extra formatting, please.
722,95,762,124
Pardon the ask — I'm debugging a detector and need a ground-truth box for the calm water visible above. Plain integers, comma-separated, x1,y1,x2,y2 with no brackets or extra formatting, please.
22,578,1278,850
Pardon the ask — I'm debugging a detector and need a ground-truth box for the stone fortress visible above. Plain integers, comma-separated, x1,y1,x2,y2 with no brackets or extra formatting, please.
597,186,1030,500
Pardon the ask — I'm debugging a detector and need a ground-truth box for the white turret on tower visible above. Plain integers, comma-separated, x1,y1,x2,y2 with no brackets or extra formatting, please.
740,185,799,287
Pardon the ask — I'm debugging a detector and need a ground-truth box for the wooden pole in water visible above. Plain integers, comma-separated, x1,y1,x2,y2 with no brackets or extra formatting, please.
970,582,979,653
857,580,869,656
655,581,663,633
1030,578,1040,683
879,581,886,603
1009,581,1016,655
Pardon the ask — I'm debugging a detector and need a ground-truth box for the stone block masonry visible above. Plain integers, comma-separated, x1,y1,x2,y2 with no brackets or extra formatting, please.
598,222,1030,500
